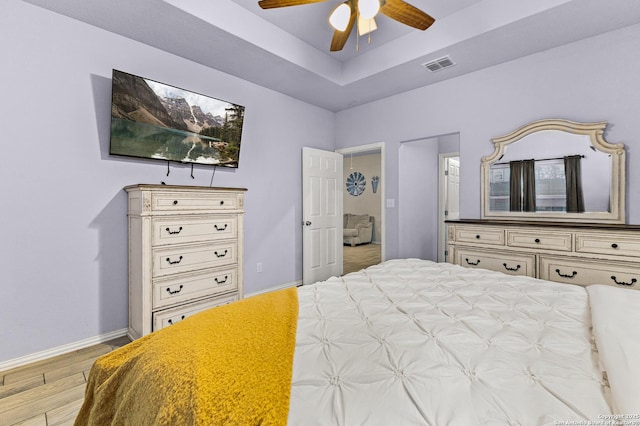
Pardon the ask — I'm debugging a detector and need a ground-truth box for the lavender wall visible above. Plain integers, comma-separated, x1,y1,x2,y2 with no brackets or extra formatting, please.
0,1,334,363
398,139,439,260
336,23,640,260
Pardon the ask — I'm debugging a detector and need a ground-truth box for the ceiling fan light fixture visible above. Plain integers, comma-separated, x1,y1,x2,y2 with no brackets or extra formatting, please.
329,3,352,31
358,0,380,20
357,16,377,36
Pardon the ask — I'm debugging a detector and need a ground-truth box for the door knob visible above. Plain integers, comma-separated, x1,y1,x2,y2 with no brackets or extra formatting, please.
304,221,312,226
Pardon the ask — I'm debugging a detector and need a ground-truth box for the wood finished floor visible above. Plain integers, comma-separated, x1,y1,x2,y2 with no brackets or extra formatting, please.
343,243,381,275
0,336,130,426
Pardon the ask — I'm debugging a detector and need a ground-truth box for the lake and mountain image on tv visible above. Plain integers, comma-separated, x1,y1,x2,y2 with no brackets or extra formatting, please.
110,69,245,167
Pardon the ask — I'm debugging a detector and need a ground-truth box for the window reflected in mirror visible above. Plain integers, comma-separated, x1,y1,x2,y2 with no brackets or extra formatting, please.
490,159,570,212
481,119,625,224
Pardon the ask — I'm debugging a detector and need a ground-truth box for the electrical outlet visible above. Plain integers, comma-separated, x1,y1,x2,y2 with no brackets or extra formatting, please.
386,199,395,208
257,262,263,273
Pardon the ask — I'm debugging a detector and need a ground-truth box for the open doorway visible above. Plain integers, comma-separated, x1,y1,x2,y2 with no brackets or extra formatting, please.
438,152,460,262
336,143,385,274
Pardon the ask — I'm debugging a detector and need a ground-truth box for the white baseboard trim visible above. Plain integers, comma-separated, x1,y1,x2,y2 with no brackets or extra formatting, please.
244,280,302,298
0,328,128,372
1,283,304,371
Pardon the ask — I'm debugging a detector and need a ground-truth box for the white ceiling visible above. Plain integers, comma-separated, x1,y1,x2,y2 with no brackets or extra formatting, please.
24,0,640,111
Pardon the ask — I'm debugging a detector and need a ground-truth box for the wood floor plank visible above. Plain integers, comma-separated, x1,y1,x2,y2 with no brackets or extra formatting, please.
44,357,96,384
0,337,129,426
2,345,111,385
107,336,131,350
0,375,44,400
10,413,46,426
0,374,85,426
46,398,84,426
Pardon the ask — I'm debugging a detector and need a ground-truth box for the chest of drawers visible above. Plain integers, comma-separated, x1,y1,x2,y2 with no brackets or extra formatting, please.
126,184,246,339
447,220,640,291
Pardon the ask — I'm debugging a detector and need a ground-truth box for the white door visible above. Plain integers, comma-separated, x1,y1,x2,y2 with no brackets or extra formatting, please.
446,158,460,220
302,147,343,284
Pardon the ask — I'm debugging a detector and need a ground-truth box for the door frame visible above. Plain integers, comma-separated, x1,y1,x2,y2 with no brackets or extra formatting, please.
438,152,460,262
336,142,386,263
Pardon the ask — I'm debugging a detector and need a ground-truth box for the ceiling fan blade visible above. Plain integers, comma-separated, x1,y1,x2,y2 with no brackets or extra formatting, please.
379,0,435,30
330,5,356,51
258,0,327,9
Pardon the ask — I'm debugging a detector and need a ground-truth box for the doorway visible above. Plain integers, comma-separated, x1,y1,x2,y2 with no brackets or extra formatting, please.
336,143,385,274
438,152,460,262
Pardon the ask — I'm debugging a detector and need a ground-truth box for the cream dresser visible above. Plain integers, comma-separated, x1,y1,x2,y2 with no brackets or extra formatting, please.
125,184,246,339
447,220,640,290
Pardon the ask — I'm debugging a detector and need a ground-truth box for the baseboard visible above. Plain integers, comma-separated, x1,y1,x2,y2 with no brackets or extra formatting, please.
244,280,303,298
1,283,304,371
0,328,128,372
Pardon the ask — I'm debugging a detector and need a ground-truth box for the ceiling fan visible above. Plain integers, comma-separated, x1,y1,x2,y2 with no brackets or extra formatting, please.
258,0,435,52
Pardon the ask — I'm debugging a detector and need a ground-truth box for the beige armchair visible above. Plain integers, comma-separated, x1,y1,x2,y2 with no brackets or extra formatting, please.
343,214,374,246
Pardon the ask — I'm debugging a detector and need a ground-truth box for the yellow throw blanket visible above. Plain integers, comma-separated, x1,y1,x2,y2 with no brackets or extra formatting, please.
75,287,299,425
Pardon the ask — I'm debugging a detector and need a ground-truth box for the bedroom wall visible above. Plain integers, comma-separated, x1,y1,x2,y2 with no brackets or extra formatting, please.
335,22,640,260
0,1,334,364
398,139,439,260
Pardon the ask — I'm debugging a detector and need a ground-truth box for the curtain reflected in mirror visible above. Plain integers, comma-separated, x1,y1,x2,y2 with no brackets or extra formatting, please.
564,155,585,213
481,119,625,223
492,156,585,213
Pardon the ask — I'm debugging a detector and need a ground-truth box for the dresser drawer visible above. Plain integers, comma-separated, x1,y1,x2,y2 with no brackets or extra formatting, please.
152,216,237,246
575,232,640,258
153,266,238,309
153,294,238,331
454,248,535,277
539,256,640,290
151,191,239,211
152,241,237,277
454,227,505,246
507,230,572,251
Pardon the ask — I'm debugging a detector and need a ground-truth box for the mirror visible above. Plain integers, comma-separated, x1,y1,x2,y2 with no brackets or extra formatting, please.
481,119,626,223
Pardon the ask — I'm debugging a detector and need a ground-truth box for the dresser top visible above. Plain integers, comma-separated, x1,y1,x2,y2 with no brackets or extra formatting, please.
446,218,640,231
125,184,247,192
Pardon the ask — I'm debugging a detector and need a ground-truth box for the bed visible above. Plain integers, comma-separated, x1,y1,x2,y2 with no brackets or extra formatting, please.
75,259,640,425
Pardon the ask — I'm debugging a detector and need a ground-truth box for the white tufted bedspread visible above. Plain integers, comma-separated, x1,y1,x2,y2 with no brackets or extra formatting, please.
288,259,613,425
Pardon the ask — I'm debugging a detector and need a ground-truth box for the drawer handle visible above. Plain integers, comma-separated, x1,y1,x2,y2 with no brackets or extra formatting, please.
215,275,229,284
220,200,225,205
166,284,183,295
465,258,480,266
534,238,541,243
555,269,577,279
503,263,521,272
611,243,619,249
166,256,183,265
215,250,228,258
165,226,183,235
214,224,228,231
475,235,480,239
167,315,185,325
611,276,637,286
173,200,178,205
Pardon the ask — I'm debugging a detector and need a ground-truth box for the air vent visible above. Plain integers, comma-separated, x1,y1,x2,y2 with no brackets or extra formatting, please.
422,56,456,72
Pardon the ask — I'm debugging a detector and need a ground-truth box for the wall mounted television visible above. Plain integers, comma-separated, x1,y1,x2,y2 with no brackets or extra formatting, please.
110,69,245,168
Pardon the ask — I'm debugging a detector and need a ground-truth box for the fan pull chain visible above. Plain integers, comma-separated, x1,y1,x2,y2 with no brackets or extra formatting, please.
355,8,360,52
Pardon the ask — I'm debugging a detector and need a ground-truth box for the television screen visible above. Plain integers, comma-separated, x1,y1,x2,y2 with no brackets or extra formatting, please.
110,69,245,168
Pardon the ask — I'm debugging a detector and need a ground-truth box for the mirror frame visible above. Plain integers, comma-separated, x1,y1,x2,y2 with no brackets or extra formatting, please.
481,119,626,224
